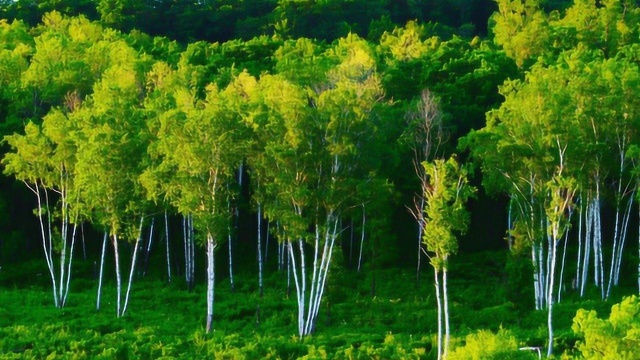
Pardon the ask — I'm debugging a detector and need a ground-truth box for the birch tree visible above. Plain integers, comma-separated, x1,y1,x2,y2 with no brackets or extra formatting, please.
405,89,445,281
3,110,80,308
73,40,151,317
421,156,475,360
142,69,253,333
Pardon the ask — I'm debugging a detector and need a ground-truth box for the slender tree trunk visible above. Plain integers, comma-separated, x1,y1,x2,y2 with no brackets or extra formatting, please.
611,193,634,289
142,217,155,277
61,223,77,307
257,203,264,297
287,238,306,338
96,232,107,310
121,218,144,317
184,215,195,291
112,232,122,317
580,197,593,297
81,224,87,261
547,233,559,358
443,265,450,358
416,197,425,281
358,204,365,272
264,219,270,264
165,211,171,283
228,224,235,292
434,266,443,360
205,233,216,333
58,206,68,305
557,209,573,303
32,183,59,308
532,244,541,310
595,197,604,299
310,216,338,333
576,196,583,292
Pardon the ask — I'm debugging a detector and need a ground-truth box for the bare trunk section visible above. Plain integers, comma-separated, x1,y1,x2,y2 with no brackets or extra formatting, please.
96,232,107,310
165,211,171,283
184,215,195,291
205,233,216,333
357,204,365,272
142,217,155,277
257,203,264,297
121,218,144,317
112,232,122,317
442,265,450,358
434,266,443,360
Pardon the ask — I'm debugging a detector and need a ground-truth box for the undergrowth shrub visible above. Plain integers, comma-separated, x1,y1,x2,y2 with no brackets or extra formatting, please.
448,328,536,360
571,295,640,359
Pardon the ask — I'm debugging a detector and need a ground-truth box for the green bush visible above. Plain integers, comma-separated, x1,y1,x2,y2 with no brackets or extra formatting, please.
571,295,640,359
448,328,537,360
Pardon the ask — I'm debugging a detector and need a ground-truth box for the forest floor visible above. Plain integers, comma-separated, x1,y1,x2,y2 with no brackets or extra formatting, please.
0,251,628,359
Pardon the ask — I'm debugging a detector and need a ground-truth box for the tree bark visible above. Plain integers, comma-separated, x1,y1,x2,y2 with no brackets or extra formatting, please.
96,232,107,310
165,211,171,283
205,233,216,333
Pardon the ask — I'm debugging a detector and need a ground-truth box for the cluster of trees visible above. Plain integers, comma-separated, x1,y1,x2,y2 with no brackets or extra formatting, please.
1,0,496,43
0,10,507,340
466,0,640,356
1,0,640,357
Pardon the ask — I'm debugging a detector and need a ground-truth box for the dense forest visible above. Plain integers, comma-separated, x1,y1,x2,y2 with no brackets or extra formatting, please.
1,0,640,358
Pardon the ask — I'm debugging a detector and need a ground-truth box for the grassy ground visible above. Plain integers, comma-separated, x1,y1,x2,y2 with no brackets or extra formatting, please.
0,251,628,359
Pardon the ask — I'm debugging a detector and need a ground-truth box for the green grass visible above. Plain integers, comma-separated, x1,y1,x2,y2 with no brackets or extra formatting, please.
0,252,631,359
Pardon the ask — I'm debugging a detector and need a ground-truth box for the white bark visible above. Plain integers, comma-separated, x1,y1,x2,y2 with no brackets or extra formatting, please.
610,193,634,291
575,196,583,292
61,223,77,307
443,265,450,358
142,217,155,277
121,217,144,317
31,182,58,308
434,266,443,360
184,215,195,291
532,244,541,310
257,203,264,297
205,233,216,333
417,197,425,280
165,211,171,283
357,203,365,272
288,238,305,338
264,219,270,264
96,232,107,310
547,243,556,358
112,232,122,317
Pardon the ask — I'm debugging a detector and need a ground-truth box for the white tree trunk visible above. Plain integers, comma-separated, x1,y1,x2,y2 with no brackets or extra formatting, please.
257,203,264,297
443,266,450,358
434,266,443,360
142,217,155,277
358,204,365,272
121,217,144,317
96,232,107,310
611,193,634,289
205,233,216,333
61,223,77,307
287,238,306,338
165,211,171,283
575,196,583,292
547,228,559,358
417,196,425,280
31,183,59,308
112,232,122,317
